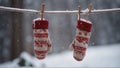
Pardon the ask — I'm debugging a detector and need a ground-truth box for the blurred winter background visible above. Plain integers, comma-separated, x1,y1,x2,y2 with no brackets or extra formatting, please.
0,0,120,67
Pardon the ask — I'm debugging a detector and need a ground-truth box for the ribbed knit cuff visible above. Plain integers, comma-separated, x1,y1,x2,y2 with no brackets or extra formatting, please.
77,20,92,32
33,20,48,29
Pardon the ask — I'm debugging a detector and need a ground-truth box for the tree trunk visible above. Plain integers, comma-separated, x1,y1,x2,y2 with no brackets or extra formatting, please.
10,0,23,60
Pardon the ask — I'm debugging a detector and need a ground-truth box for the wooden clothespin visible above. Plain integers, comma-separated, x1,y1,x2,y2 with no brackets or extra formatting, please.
86,4,92,21
40,3,45,20
78,6,81,20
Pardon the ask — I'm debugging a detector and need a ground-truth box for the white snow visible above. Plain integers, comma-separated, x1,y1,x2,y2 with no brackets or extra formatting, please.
43,44,120,67
0,44,120,67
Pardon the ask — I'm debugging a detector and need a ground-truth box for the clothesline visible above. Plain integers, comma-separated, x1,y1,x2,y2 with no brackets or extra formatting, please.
0,6,120,15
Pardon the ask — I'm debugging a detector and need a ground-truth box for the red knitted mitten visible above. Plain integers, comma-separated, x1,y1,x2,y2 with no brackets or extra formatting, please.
33,18,52,59
70,19,92,61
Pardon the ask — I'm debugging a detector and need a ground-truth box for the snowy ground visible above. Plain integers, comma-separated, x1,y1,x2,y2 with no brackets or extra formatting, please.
0,44,120,67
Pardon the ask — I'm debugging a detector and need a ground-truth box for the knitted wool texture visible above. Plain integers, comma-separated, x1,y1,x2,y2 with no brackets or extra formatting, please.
70,19,92,61
33,18,51,59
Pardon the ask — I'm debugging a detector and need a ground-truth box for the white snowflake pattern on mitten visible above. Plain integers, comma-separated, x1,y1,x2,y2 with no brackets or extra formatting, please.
70,19,92,61
33,18,52,59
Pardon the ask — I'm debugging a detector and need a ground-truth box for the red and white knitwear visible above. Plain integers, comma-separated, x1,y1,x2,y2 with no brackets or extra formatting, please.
33,18,51,60
70,19,92,61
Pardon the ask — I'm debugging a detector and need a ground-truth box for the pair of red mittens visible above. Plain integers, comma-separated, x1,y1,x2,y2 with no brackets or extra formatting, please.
33,18,52,59
70,19,92,61
32,18,92,61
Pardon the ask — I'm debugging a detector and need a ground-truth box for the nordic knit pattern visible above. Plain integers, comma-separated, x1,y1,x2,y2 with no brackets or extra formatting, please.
33,18,51,59
70,19,92,61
